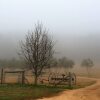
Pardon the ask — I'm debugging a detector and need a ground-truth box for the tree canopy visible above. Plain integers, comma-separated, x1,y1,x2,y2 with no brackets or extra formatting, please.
81,58,94,68
58,57,75,69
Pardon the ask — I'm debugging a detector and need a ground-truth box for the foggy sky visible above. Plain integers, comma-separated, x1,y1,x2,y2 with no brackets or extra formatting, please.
0,0,100,62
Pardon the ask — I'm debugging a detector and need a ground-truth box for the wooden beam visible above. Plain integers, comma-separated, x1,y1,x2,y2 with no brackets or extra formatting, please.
5,71,25,73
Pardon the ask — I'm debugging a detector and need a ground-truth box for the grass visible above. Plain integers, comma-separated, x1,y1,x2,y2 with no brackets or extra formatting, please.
0,84,65,100
0,78,96,100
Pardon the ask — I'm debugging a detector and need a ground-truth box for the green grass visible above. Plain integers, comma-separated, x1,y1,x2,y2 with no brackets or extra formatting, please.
0,84,66,100
0,80,96,100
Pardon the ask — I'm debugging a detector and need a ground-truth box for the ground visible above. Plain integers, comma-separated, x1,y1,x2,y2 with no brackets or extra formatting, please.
1,69,100,100
38,77,100,100
0,76,96,100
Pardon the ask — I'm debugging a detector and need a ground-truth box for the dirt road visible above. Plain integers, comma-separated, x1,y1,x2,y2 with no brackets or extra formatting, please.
38,78,100,100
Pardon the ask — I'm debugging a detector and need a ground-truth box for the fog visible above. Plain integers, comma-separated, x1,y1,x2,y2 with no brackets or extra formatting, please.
0,0,100,63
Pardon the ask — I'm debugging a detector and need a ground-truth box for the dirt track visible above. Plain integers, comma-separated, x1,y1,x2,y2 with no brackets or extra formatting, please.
38,77,100,100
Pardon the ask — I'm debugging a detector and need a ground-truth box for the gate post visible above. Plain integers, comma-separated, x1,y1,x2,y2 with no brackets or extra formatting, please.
1,68,4,84
22,71,25,84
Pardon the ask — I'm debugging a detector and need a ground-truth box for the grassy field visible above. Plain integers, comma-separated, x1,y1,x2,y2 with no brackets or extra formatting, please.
0,77,96,100
0,84,63,100
0,68,97,100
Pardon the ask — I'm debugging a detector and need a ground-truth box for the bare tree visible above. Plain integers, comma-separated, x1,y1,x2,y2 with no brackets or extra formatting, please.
81,58,94,77
19,23,54,85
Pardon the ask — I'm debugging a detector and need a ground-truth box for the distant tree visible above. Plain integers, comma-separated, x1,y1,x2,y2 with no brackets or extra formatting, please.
59,57,75,72
0,59,7,68
81,58,94,77
0,58,24,68
50,58,58,67
19,23,54,85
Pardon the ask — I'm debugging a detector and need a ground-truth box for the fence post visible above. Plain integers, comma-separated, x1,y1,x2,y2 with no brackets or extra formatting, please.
22,71,25,84
1,68,3,84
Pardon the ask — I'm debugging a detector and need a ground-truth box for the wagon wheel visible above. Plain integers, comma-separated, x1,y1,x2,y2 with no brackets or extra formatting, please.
48,73,56,84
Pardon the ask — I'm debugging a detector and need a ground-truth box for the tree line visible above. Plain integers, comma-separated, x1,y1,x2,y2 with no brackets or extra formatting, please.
0,22,94,85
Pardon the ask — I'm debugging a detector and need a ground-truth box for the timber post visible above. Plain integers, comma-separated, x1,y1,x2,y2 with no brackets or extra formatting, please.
22,71,25,84
1,68,4,84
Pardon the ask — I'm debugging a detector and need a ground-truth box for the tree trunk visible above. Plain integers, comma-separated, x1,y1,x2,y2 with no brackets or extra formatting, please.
34,75,38,85
86,67,90,77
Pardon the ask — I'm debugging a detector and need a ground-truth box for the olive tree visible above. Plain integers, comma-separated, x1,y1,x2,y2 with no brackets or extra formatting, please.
81,58,94,77
19,23,54,85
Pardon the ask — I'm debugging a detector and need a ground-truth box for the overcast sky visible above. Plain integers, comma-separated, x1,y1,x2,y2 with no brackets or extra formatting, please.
0,0,100,62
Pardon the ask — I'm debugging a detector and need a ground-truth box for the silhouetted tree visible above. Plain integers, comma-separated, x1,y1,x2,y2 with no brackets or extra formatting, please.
19,23,54,85
81,58,94,77
50,58,58,67
0,58,24,68
59,57,75,72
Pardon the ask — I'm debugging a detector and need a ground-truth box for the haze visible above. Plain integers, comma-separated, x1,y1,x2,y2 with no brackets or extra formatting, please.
0,0,100,63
